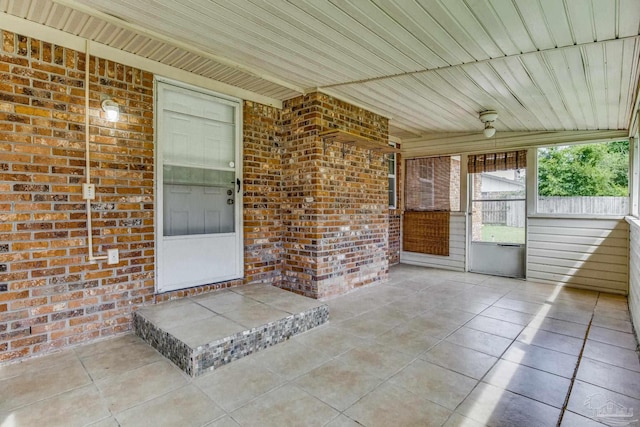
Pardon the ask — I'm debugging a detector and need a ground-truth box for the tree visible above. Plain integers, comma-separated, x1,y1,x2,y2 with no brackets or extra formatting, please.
537,141,629,197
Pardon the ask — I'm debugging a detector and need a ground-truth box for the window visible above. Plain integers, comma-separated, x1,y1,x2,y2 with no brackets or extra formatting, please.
388,145,397,209
405,156,460,211
536,141,629,215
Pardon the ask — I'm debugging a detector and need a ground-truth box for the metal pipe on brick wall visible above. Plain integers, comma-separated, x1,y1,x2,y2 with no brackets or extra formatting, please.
84,39,107,262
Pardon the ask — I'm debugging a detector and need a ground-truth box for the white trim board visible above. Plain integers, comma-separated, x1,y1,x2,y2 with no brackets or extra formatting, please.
402,130,629,158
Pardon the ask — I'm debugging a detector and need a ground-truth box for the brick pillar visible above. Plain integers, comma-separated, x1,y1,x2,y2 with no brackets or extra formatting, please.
280,93,389,299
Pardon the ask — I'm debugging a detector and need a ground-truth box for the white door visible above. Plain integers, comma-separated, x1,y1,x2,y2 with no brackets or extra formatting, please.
156,80,242,293
469,169,526,278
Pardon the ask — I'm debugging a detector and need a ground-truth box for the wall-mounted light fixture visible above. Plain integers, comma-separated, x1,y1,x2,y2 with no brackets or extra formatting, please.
479,110,498,138
101,97,120,122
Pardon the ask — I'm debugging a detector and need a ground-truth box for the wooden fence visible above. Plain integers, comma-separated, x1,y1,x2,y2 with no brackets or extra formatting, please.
538,196,628,215
480,200,525,227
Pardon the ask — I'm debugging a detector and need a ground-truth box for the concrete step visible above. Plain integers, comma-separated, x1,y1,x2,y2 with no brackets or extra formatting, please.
134,285,329,376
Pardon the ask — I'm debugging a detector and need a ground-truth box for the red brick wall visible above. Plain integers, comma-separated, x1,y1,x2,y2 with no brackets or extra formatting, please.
243,101,282,286
0,31,155,363
281,93,389,299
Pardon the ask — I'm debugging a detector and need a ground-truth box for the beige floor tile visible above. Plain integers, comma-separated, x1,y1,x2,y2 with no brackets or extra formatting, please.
364,284,419,302
86,417,120,427
566,380,640,422
455,292,501,308
450,273,488,285
517,327,584,356
354,305,416,329
222,302,290,329
480,306,534,326
80,340,163,380
374,322,441,356
501,341,578,378
583,339,640,372
191,290,261,314
387,295,433,314
167,315,244,348
293,324,368,357
457,382,561,426
0,349,79,381
465,315,524,339
345,382,452,427
546,305,594,325
430,307,476,325
138,301,215,330
204,415,241,427
332,292,387,314
445,327,513,357
95,360,188,413
493,297,544,314
455,301,492,315
576,357,640,399
231,284,293,304
592,315,634,333
422,341,498,380
267,296,325,314
230,384,338,427
251,339,332,380
596,296,629,311
324,415,362,427
527,315,589,339
443,413,488,427
594,305,631,321
324,299,364,322
294,359,382,411
389,359,477,410
484,359,571,408
334,313,394,339
0,358,91,411
404,315,463,339
2,384,109,427
560,410,608,426
115,384,225,426
588,326,638,350
501,290,550,305
195,357,285,411
74,333,142,359
335,342,414,380
478,276,524,290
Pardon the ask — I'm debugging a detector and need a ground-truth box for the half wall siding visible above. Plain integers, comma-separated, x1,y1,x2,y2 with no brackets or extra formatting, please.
527,217,629,294
400,212,466,271
628,218,640,343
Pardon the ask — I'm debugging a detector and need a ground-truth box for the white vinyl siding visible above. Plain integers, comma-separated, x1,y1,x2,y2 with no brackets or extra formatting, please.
400,212,466,271
628,218,640,344
527,217,629,294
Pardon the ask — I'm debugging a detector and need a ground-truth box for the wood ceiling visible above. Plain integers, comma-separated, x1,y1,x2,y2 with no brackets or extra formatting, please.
2,0,640,140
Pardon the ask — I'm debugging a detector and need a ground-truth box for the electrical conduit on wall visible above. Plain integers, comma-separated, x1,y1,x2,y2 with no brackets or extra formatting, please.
84,40,107,262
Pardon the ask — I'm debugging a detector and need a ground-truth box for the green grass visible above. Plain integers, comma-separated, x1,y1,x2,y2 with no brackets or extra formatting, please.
480,225,525,244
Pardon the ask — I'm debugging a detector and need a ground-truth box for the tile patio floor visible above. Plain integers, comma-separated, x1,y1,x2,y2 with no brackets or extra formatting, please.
1,264,639,426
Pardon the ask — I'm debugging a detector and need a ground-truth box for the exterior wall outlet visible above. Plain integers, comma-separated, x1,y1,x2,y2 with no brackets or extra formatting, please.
82,183,96,200
107,249,119,265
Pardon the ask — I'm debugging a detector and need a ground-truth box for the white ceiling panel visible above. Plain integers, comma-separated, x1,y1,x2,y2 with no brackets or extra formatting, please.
1,0,639,140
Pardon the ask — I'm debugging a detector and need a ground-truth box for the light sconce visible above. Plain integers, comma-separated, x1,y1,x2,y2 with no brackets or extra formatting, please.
479,110,498,138
101,97,120,122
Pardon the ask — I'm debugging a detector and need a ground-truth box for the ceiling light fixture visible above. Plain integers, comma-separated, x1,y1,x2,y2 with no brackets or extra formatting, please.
101,97,120,121
479,110,498,138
